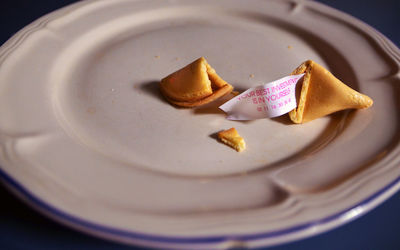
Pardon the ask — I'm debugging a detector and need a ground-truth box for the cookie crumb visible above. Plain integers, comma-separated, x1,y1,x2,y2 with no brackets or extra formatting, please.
218,128,246,152
87,107,96,114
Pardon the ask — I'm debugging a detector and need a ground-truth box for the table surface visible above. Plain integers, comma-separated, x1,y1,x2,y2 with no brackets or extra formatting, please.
0,0,399,249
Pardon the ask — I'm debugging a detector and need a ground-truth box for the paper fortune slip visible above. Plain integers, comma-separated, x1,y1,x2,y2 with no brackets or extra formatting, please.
219,74,304,120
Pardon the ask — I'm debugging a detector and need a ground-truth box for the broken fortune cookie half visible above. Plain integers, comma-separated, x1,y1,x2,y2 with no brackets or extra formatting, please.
289,60,373,123
160,57,233,107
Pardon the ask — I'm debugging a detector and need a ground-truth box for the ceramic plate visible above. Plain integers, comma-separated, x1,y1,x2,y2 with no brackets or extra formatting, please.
0,0,399,249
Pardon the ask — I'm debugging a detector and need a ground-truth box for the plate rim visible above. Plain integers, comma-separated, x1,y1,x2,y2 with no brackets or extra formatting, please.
1,165,400,248
1,0,400,248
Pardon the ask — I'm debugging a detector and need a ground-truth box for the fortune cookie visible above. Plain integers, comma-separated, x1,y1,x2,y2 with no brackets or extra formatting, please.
218,128,246,152
160,57,233,107
289,60,373,123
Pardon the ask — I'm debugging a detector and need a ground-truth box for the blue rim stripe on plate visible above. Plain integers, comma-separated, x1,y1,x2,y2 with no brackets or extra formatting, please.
0,0,399,247
0,167,399,244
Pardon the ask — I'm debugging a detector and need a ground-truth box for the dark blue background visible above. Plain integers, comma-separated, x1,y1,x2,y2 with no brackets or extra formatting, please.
1,1,399,249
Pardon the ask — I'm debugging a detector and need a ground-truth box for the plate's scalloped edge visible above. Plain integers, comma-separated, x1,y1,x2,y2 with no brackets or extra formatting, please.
0,0,400,249
1,164,399,249
0,0,94,64
2,0,399,70
304,0,400,75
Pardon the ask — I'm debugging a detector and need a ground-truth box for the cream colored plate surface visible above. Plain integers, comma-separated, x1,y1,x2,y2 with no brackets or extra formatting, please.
0,0,399,249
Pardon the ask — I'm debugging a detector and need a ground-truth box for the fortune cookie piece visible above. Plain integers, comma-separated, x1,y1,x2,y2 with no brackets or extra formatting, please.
160,57,233,107
289,60,373,124
218,128,246,152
